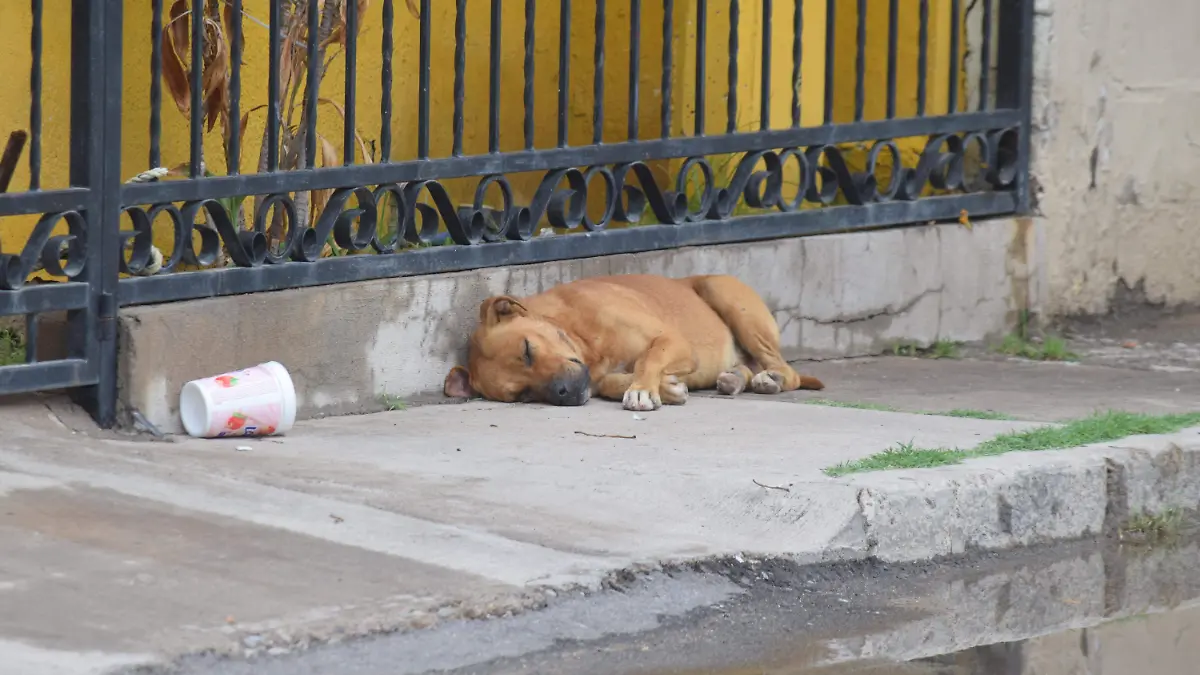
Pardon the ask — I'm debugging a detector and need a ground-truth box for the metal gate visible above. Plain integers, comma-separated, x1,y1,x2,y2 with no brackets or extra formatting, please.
0,0,1034,427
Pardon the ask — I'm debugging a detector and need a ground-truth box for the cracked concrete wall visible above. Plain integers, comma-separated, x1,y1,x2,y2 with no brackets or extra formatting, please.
118,219,1038,433
1030,0,1200,315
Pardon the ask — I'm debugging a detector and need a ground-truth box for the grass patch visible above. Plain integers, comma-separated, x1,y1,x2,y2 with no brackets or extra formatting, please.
805,399,1013,421
379,394,407,411
1120,508,1185,544
805,398,899,412
825,441,967,477
927,340,962,360
890,339,962,359
823,410,1200,477
997,333,1077,361
937,409,1015,421
995,309,1077,361
0,329,25,366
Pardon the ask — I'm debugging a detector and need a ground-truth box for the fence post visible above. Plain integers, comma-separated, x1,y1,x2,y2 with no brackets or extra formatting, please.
995,0,1035,214
67,0,123,427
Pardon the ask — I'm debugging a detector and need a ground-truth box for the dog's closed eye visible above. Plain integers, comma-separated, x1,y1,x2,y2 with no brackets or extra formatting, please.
522,339,534,367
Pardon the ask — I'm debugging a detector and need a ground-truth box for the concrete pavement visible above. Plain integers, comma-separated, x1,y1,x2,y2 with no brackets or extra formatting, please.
1,354,1198,673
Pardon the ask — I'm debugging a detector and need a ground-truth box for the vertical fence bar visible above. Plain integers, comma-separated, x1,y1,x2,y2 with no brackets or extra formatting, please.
593,0,606,144
343,0,358,165
695,0,707,135
917,0,929,116
229,0,243,174
996,0,1034,211
629,0,642,140
853,0,865,121
661,0,674,138
29,0,43,190
189,0,204,176
489,0,502,153
523,0,536,150
453,0,467,156
726,0,739,134
381,0,394,161
760,0,771,130
948,0,960,114
558,0,571,147
68,0,121,426
150,0,163,169
886,0,898,119
267,0,281,170
978,0,992,111
790,0,802,128
304,0,319,168
23,314,38,364
822,0,834,124
97,0,123,427
418,0,431,158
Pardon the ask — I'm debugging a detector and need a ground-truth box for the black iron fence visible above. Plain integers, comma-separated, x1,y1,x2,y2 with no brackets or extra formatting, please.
0,0,1033,426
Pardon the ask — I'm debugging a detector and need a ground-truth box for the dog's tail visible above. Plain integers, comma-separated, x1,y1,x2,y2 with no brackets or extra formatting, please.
796,374,825,390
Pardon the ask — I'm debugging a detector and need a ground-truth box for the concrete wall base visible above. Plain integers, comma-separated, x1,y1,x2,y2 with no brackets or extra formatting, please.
117,218,1042,433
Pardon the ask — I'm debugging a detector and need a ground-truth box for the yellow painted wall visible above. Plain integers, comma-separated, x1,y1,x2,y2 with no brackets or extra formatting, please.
0,0,961,265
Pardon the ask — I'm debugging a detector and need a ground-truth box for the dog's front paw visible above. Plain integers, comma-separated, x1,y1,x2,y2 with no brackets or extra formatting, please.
623,387,662,411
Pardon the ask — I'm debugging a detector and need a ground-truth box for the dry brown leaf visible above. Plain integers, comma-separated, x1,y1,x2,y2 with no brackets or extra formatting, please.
168,0,190,54
319,134,339,169
201,17,231,130
161,1,194,114
160,0,231,134
317,98,371,163
324,0,372,49
405,0,421,20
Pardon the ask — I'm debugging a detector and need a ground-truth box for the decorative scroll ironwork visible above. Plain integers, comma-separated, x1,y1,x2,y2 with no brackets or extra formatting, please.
0,211,88,290
115,127,1020,276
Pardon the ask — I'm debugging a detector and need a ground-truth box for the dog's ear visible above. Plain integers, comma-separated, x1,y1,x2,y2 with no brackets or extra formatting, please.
443,366,476,398
479,295,529,325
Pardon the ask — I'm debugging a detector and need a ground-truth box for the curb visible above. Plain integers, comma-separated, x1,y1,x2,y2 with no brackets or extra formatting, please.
842,428,1200,562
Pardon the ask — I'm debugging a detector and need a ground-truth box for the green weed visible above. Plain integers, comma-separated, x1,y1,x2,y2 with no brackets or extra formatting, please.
0,329,25,366
824,410,1200,477
379,394,407,412
1120,508,1185,544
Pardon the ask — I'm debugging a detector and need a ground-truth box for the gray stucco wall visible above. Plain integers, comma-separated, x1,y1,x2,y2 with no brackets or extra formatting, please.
1029,0,1200,315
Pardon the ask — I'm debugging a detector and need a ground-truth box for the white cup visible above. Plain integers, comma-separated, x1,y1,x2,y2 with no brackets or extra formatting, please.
179,361,297,438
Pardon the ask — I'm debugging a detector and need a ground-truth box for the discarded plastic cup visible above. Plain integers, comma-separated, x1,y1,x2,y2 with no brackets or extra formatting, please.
179,361,297,439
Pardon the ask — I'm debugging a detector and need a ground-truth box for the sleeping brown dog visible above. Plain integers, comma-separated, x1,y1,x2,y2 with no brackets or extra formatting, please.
443,274,824,411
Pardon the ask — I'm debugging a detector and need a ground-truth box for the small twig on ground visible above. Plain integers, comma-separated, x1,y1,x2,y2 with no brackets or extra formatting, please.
574,431,637,439
752,479,791,493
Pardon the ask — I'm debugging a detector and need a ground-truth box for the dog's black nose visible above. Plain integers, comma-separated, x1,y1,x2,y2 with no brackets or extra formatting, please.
546,366,590,406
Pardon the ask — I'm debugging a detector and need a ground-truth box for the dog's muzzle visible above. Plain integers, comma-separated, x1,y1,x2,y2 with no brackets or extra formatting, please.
544,363,591,406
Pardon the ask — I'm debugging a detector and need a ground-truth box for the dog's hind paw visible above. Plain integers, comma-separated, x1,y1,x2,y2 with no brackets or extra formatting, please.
660,376,689,405
623,387,662,411
716,370,747,396
750,371,786,395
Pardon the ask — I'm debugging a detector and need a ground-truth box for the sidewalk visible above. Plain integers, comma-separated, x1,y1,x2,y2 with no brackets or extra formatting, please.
1,350,1198,673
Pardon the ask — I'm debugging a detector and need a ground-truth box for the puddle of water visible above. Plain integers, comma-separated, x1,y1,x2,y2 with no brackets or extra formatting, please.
650,539,1200,675
712,605,1200,674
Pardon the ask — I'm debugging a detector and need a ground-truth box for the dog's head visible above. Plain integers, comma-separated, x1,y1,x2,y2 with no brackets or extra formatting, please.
444,295,591,406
